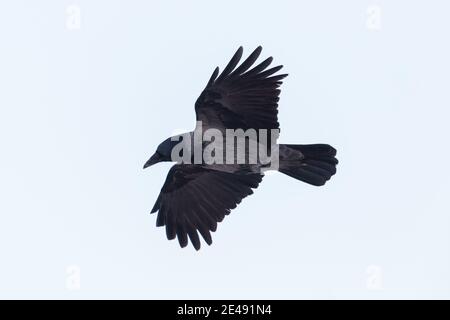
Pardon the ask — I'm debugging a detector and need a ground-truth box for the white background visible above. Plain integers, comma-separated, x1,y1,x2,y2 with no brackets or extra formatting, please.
0,1,449,299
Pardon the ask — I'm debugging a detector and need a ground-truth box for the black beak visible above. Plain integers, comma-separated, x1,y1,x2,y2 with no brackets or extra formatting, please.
143,153,161,169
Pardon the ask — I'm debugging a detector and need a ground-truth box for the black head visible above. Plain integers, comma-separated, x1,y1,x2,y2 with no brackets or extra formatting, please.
143,134,187,169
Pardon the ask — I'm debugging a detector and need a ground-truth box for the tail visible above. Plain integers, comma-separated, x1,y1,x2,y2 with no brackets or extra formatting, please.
278,144,338,186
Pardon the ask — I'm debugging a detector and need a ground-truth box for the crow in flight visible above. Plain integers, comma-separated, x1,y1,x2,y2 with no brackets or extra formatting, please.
144,46,338,250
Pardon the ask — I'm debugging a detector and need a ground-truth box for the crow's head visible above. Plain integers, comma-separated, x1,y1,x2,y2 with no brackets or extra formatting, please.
143,135,188,168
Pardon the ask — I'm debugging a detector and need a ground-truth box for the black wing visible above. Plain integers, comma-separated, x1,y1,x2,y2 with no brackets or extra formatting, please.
151,165,263,250
195,46,288,132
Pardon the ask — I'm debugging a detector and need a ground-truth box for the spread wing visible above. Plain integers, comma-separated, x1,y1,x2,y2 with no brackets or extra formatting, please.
150,165,263,250
195,46,288,132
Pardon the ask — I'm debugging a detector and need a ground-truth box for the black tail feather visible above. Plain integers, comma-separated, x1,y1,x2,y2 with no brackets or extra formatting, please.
279,144,338,186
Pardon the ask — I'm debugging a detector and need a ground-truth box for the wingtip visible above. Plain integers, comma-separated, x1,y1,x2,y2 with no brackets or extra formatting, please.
179,241,188,249
235,46,244,56
150,197,160,213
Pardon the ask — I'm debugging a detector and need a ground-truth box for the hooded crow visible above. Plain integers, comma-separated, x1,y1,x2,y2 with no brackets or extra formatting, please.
144,46,338,250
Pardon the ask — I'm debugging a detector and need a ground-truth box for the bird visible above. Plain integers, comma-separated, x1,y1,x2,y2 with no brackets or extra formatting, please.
143,46,338,250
